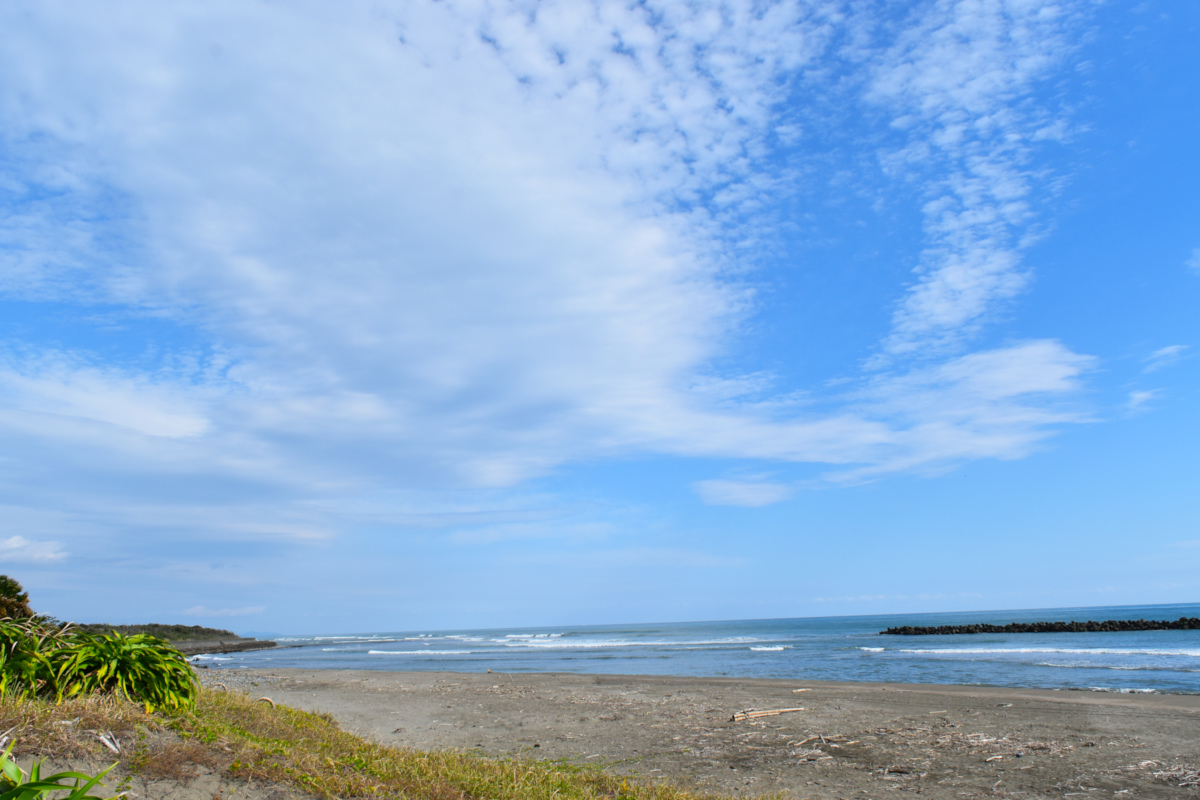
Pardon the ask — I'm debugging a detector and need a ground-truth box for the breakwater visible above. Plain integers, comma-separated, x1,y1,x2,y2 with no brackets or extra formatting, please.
881,617,1200,635
172,637,278,655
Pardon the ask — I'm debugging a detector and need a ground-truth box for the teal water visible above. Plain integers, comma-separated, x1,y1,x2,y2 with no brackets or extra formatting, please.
201,603,1200,694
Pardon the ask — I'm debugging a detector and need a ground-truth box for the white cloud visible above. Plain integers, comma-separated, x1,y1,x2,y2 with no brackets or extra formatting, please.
1144,344,1188,373
183,605,265,618
865,0,1087,358
1186,248,1200,274
519,547,742,569
0,535,66,563
694,479,795,507
0,2,1098,547
1127,389,1160,412
0,354,209,438
839,339,1094,479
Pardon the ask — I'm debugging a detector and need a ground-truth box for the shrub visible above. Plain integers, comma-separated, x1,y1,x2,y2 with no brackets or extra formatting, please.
0,622,198,713
56,632,199,713
0,620,73,700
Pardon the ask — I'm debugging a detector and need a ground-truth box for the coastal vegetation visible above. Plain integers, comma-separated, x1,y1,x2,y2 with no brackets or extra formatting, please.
0,578,32,621
72,624,239,642
0,686,718,800
0,576,200,713
1,741,116,800
0,618,198,713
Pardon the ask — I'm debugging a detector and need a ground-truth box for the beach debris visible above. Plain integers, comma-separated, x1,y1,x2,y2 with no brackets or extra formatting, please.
214,682,228,692
257,696,276,708
1152,765,1200,788
731,707,804,722
0,725,17,750
94,732,121,754
791,688,811,693
986,755,1004,762
790,734,852,747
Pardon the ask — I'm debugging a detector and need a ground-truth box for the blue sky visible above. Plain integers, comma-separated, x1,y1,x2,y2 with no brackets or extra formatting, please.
1,0,1197,634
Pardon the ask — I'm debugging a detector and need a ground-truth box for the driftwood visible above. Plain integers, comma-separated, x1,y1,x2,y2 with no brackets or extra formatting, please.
792,734,853,747
731,707,804,722
93,732,121,754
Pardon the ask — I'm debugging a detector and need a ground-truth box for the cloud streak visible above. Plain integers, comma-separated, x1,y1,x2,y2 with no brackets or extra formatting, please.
0,535,66,563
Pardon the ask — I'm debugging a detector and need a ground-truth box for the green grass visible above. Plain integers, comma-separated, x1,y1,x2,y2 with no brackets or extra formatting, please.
173,688,724,800
2,688,730,800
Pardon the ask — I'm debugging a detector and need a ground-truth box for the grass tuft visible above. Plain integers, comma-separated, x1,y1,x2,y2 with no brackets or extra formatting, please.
176,688,723,800
3,688,732,800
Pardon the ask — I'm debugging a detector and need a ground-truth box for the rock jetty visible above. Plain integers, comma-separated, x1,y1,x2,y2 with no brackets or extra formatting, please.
172,637,278,655
881,617,1200,635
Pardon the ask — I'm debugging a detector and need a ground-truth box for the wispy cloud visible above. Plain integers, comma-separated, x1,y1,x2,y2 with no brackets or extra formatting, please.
183,605,265,618
865,0,1088,359
1144,344,1189,373
0,535,66,563
1186,248,1200,275
838,339,1094,480
0,352,209,438
1127,389,1160,413
695,479,794,507
0,1,1099,567
519,547,742,569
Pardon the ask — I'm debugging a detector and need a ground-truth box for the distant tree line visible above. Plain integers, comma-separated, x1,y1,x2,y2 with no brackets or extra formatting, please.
73,622,238,641
1,574,237,640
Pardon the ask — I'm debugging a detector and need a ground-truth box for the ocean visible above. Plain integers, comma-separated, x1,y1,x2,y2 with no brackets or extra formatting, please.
200,602,1200,694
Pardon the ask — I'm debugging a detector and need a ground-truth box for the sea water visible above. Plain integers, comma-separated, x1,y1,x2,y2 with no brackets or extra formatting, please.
199,602,1200,694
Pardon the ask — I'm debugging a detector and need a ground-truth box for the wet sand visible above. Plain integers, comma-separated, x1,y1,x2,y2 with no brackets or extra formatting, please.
202,669,1200,798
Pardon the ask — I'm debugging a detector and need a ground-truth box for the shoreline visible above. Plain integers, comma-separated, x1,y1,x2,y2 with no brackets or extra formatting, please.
200,668,1200,797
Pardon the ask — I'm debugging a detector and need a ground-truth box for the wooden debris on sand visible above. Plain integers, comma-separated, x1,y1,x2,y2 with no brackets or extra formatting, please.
791,734,857,747
731,707,804,722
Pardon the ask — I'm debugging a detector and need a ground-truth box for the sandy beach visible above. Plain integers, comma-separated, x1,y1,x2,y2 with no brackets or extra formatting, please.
201,669,1200,798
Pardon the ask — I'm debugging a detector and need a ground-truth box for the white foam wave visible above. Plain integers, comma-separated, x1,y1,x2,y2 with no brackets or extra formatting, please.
368,650,475,655
1088,687,1157,694
189,655,232,661
494,637,764,650
750,646,786,651
498,633,564,641
859,647,885,652
1035,662,1200,673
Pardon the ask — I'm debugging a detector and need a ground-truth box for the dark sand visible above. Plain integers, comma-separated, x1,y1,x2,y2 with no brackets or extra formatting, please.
202,669,1200,798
